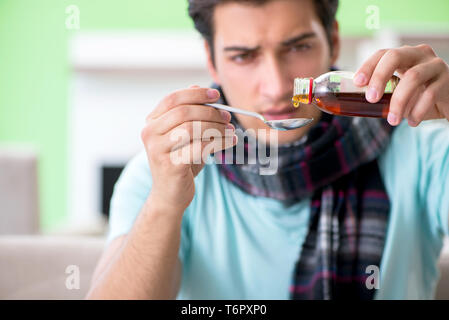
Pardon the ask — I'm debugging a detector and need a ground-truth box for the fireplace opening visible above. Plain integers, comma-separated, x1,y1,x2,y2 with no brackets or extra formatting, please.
101,166,125,218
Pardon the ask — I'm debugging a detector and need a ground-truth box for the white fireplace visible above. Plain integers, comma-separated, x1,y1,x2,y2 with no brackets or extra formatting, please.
65,31,212,232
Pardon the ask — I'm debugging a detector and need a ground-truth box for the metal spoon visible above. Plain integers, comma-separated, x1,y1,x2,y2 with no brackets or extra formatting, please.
205,103,313,131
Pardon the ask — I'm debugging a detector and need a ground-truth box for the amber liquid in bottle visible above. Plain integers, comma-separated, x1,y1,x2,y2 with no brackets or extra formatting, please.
292,92,391,118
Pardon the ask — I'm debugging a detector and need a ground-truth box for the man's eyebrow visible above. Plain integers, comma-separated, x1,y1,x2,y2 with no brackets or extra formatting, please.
223,45,260,52
222,32,317,52
281,32,317,46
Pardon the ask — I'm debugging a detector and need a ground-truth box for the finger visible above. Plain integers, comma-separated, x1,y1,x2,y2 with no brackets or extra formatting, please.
169,135,238,167
147,87,221,120
164,121,236,153
387,59,441,125
355,45,436,87
152,105,232,135
366,46,426,103
354,48,388,86
407,76,446,126
402,88,422,120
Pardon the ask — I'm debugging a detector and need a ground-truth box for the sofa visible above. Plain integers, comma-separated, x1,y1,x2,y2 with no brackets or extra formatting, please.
0,234,449,300
0,235,104,299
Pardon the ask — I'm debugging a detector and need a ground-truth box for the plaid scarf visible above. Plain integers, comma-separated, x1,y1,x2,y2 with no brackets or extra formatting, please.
212,88,394,300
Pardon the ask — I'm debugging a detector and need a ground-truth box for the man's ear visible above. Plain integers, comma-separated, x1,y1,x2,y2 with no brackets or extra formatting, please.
204,40,220,85
330,20,340,66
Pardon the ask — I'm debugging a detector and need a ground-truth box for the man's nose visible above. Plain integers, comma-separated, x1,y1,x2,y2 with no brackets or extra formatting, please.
258,55,291,102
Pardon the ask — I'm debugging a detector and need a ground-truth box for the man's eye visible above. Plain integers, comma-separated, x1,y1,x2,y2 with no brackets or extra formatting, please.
289,43,312,52
231,52,254,63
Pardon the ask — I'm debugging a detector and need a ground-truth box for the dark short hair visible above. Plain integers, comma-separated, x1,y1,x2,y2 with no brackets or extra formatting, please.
188,0,339,60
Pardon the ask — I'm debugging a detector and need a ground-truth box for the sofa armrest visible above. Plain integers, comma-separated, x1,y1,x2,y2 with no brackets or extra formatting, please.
0,235,105,299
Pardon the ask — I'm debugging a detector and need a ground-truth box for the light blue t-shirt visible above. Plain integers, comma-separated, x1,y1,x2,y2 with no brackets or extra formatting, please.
106,120,449,299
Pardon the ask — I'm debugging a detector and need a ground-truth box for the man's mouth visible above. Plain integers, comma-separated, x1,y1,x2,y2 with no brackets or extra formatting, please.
261,107,299,120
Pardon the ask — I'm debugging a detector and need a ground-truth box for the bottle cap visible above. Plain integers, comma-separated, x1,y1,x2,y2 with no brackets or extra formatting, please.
293,78,314,104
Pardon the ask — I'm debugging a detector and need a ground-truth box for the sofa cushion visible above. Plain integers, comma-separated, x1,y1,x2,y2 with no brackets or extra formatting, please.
0,235,105,299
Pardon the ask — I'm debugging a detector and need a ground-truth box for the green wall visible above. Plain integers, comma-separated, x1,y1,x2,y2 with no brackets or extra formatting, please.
0,0,448,232
0,0,192,232
338,0,449,35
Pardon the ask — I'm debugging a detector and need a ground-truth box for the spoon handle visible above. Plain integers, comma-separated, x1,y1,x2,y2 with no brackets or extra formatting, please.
205,103,265,122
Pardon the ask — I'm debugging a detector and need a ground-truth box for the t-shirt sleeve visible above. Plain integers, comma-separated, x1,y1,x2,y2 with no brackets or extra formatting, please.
417,120,449,237
105,149,191,262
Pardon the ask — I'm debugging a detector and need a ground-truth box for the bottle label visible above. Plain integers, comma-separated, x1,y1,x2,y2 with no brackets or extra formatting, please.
385,76,399,93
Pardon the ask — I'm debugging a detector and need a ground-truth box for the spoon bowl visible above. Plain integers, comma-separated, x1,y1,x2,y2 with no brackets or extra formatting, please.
205,103,313,131
263,118,314,130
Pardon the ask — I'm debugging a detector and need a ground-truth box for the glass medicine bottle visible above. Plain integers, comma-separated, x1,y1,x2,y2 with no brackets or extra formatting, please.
292,71,400,117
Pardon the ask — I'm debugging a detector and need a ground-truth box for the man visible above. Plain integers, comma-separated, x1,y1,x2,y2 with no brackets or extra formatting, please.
86,0,449,299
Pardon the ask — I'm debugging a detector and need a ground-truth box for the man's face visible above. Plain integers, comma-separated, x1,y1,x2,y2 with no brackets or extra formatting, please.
206,0,339,144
